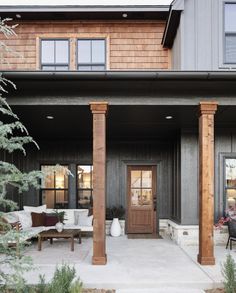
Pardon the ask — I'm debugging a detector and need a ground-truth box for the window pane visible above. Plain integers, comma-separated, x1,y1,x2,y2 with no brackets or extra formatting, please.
142,171,152,188
55,167,68,189
55,190,68,209
78,40,91,63
131,189,141,206
78,190,92,208
41,40,54,63
55,66,69,71
91,65,105,71
55,40,69,64
92,40,105,63
225,4,236,32
131,171,141,188
225,35,236,63
78,66,92,71
42,190,55,209
78,165,93,188
142,189,152,205
41,166,55,188
42,66,55,71
226,159,236,187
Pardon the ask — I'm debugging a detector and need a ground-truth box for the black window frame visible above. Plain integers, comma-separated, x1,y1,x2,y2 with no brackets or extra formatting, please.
40,164,69,209
77,38,106,71
224,2,236,64
40,39,70,71
77,165,93,209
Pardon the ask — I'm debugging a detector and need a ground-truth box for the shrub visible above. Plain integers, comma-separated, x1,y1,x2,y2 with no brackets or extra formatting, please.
222,254,236,293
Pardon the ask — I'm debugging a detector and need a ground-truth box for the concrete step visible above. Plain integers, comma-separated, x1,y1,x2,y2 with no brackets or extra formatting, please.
116,289,205,293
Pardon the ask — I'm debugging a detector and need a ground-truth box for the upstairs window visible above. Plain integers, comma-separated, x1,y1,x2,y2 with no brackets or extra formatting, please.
225,4,236,64
77,39,106,71
41,39,69,70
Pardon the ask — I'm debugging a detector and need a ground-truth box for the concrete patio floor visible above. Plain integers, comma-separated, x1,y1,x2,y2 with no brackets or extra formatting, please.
22,235,234,293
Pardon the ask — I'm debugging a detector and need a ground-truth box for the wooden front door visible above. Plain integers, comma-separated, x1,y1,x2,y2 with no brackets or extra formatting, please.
127,165,157,234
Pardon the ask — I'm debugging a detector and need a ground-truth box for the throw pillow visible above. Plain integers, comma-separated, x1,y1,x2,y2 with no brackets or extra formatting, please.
79,215,93,227
2,212,18,224
74,210,88,225
11,221,23,231
18,212,32,230
23,204,46,213
31,212,45,227
44,214,58,226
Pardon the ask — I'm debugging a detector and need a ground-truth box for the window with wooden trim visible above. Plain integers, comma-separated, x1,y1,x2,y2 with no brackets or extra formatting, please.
77,165,93,208
41,39,69,70
40,165,69,209
224,3,236,64
225,158,236,211
77,39,106,71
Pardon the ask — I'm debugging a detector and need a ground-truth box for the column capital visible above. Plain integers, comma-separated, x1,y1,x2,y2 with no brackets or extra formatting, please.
90,102,108,114
199,101,218,116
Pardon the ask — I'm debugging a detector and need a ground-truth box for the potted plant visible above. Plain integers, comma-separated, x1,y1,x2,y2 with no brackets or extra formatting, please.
53,210,66,232
106,206,125,237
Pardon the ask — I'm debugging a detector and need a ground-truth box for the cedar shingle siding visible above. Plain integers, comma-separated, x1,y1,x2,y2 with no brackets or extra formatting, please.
0,21,169,70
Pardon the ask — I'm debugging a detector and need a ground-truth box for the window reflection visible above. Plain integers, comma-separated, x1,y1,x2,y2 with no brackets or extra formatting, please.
77,165,93,208
41,165,69,209
225,159,236,210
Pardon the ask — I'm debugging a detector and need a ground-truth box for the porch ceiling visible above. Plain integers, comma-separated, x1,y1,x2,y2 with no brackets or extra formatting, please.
10,104,236,141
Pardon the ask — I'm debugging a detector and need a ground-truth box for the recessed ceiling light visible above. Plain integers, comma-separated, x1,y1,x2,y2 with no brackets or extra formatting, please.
16,14,21,19
46,115,54,120
122,13,128,18
165,116,173,120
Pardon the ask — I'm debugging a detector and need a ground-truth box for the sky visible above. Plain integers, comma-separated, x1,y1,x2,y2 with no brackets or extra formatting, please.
0,0,172,6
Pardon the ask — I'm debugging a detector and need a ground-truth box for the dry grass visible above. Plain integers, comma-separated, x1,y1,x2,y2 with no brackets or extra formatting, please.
205,289,225,293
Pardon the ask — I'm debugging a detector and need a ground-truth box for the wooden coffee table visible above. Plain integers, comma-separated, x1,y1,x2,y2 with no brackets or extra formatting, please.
38,229,81,251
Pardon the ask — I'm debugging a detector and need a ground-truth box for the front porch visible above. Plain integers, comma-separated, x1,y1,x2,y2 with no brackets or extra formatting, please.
4,71,236,267
22,235,230,291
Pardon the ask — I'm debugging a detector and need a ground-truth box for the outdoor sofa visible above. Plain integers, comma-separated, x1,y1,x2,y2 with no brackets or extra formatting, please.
1,205,93,243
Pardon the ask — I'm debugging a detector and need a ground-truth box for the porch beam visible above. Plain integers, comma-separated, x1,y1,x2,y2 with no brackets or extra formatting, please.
198,101,218,266
90,101,108,265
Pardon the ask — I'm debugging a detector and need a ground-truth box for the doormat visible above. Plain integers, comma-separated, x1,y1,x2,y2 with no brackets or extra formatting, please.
127,234,163,239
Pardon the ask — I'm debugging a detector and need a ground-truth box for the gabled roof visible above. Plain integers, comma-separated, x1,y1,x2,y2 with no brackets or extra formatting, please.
162,0,184,48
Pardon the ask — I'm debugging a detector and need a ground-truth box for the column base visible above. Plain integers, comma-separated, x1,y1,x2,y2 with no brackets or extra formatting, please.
92,254,107,265
197,254,215,265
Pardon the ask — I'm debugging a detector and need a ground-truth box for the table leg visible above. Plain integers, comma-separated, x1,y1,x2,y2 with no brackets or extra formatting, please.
38,236,42,251
50,238,53,245
78,232,82,244
71,237,74,251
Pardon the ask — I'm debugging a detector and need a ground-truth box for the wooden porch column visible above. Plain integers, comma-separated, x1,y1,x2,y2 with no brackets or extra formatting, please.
90,102,108,265
198,101,218,266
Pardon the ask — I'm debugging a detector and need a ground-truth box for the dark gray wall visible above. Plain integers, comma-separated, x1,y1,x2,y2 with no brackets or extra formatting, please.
11,140,174,221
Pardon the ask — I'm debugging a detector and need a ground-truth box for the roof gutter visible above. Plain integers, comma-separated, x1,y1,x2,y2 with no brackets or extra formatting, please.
3,71,236,81
0,5,170,13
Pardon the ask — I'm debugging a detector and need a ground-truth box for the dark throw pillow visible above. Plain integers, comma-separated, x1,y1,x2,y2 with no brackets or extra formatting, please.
31,212,45,227
44,213,58,226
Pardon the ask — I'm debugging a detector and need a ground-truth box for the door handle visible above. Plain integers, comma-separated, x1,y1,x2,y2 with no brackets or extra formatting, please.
153,198,157,211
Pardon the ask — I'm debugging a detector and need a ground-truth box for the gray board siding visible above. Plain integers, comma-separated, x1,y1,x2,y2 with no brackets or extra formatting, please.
171,0,235,70
6,129,236,225
11,140,175,225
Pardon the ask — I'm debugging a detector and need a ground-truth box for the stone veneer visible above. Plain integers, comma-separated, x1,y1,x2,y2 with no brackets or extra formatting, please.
105,219,228,246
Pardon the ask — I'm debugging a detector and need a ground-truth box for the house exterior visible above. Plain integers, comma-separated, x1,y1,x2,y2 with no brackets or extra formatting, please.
1,0,236,265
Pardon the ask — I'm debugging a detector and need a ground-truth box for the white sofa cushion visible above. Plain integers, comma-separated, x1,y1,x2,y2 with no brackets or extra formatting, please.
23,205,46,213
18,212,32,230
74,210,89,225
